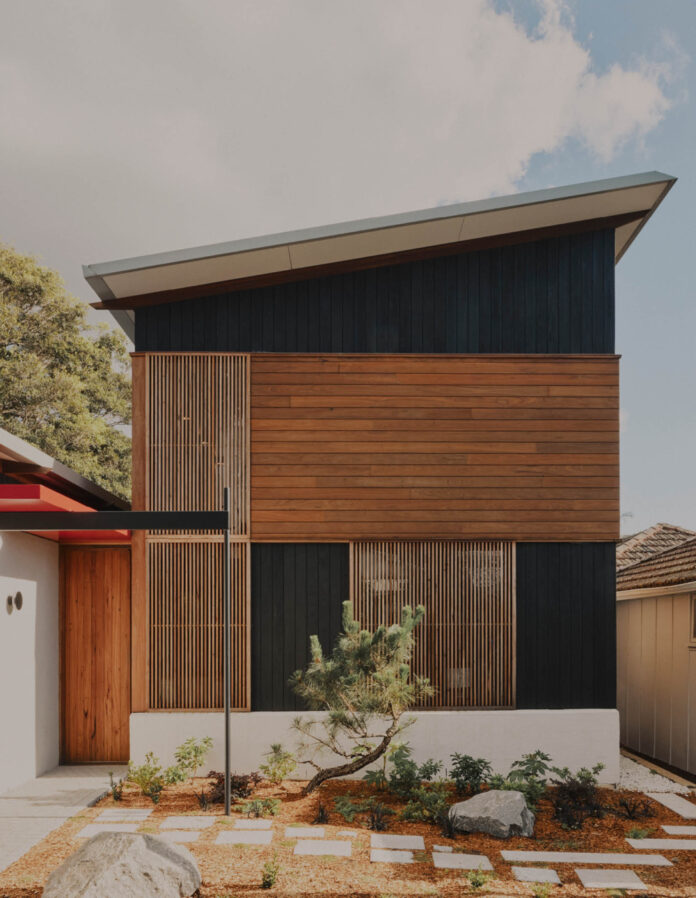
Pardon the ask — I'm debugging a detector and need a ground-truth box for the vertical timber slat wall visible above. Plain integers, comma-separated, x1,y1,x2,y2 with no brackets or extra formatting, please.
139,353,250,710
351,541,515,708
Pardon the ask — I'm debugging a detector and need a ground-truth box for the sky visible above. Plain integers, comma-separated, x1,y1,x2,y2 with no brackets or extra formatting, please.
1,0,694,534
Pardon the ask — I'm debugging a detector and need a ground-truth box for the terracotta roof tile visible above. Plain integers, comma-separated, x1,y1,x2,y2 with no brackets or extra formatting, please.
617,536,696,591
616,523,696,571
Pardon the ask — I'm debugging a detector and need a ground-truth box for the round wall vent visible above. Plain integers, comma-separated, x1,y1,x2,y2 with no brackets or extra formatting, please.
14,592,23,611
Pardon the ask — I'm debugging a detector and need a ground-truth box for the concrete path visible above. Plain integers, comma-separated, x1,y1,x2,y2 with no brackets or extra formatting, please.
0,765,127,873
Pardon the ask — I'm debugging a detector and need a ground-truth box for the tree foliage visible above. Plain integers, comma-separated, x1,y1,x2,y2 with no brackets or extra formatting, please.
0,243,131,499
290,601,432,794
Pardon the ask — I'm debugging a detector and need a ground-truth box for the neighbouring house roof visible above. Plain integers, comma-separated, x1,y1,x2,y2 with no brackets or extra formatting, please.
0,425,128,511
83,171,676,341
617,536,696,592
616,522,696,571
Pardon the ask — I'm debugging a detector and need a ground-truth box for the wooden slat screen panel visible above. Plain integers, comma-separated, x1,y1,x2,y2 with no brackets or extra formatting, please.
251,354,619,541
351,541,515,708
148,540,249,710
146,353,249,534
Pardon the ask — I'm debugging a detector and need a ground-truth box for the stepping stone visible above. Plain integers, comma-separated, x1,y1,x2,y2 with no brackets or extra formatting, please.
233,818,273,830
645,792,696,819
158,830,200,843
433,844,453,852
501,850,672,866
664,825,696,835
96,809,152,822
626,838,696,850
370,848,413,864
161,816,215,830
294,839,351,857
370,833,425,850
285,826,324,838
337,830,358,838
433,852,493,870
216,830,273,846
512,867,560,884
576,868,647,890
76,823,140,838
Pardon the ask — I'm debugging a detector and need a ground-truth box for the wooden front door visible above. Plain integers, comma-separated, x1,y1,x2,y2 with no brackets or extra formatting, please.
60,546,131,763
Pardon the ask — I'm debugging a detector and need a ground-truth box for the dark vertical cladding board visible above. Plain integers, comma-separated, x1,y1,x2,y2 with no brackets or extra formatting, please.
251,543,349,711
516,543,617,709
135,230,615,353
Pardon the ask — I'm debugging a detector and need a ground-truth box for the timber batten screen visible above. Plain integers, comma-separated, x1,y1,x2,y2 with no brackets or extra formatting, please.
148,540,249,710
146,353,249,535
351,541,515,709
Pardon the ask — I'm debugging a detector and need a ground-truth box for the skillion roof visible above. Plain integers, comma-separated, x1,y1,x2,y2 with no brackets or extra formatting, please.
83,171,676,341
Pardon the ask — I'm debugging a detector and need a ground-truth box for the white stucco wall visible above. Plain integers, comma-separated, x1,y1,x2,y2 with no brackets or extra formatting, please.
0,531,60,794
131,708,620,783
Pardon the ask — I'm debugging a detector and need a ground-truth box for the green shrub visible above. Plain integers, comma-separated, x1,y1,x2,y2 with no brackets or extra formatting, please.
128,753,165,804
334,795,362,823
449,754,492,795
174,736,213,780
486,750,553,811
108,771,123,801
261,853,280,889
363,798,395,831
208,771,262,805
260,744,297,785
465,868,492,891
401,781,455,837
627,826,655,839
239,798,280,818
386,744,442,801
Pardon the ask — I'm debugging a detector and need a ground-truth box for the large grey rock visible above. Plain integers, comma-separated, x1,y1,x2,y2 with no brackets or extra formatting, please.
43,831,201,897
449,789,535,838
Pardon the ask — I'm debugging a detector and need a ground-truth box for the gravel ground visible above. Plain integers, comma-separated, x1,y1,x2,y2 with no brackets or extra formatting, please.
618,754,691,793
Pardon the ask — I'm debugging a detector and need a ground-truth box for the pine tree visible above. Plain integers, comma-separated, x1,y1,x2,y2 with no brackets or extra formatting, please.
290,601,432,794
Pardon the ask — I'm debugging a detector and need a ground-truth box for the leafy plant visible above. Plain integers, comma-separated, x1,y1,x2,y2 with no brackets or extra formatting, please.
402,781,455,837
387,744,442,801
550,763,606,829
614,794,656,820
626,826,655,839
510,751,552,782
487,750,552,810
313,802,329,824
260,744,297,785
128,753,165,804
449,754,492,795
363,798,395,831
291,602,432,793
108,771,123,801
164,765,187,785
465,868,492,891
261,853,281,889
196,787,210,811
174,736,213,780
532,883,554,898
238,798,280,818
207,771,262,805
334,796,363,823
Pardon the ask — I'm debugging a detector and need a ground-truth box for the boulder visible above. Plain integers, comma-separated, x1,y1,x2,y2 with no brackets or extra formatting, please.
448,789,535,838
43,831,201,898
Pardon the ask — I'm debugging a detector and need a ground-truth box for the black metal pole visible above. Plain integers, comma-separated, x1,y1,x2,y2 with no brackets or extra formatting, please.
223,487,231,816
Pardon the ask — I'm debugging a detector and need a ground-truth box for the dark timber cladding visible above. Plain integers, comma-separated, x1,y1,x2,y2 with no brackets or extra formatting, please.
251,543,348,711
516,543,616,709
134,230,615,354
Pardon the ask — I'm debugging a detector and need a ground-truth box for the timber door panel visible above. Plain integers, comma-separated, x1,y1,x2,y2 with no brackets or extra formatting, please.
60,547,131,763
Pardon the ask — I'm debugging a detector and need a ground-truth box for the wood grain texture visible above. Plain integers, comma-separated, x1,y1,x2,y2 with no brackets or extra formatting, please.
60,547,131,763
130,354,148,711
352,541,515,708
251,355,620,541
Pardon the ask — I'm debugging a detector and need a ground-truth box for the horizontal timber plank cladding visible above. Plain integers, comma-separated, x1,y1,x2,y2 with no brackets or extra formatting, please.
250,355,619,541
516,542,616,708
135,229,615,353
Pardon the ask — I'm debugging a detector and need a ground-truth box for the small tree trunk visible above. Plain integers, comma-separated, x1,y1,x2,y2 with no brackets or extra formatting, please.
302,719,399,795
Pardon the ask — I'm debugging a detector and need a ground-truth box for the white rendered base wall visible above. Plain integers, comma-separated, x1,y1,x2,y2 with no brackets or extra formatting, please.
130,708,620,783
0,532,60,795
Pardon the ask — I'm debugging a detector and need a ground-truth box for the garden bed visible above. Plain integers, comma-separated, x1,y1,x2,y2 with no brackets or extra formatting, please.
1,776,696,897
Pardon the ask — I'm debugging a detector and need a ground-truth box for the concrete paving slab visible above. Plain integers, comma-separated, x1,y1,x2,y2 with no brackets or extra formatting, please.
0,765,127,872
96,808,153,822
371,833,425,850
663,825,696,835
626,838,696,850
216,829,273,845
285,826,324,838
501,850,672,866
370,848,413,864
233,818,273,829
433,852,493,870
158,830,201,843
576,868,647,890
76,823,140,838
294,838,351,857
160,815,215,829
512,867,560,884
645,792,696,819
433,844,453,852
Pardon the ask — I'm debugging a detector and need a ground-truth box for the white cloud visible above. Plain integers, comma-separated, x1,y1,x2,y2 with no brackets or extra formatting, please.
0,0,677,306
